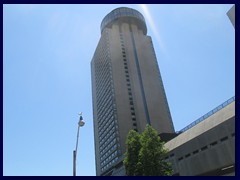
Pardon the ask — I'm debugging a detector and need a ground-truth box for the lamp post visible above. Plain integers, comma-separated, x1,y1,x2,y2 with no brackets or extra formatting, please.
73,112,85,176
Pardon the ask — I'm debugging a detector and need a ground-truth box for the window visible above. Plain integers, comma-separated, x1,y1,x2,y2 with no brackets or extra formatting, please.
201,146,208,151
178,157,183,161
210,141,218,147
220,136,228,142
193,150,199,154
185,154,190,158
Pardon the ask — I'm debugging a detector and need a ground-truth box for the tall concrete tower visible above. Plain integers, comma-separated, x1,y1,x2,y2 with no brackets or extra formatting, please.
91,7,175,176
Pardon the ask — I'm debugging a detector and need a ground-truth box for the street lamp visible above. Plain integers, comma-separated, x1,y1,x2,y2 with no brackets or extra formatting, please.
73,112,85,176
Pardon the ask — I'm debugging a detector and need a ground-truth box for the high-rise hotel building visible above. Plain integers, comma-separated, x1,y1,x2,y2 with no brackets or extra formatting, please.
91,7,175,176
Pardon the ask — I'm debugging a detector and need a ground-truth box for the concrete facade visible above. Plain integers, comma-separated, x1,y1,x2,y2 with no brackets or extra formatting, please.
91,7,174,176
165,101,235,176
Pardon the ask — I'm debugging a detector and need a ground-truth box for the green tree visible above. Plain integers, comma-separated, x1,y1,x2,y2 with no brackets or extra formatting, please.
123,130,141,176
124,125,173,176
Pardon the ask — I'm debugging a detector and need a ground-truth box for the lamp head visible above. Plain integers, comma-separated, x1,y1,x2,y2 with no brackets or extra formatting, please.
79,120,85,127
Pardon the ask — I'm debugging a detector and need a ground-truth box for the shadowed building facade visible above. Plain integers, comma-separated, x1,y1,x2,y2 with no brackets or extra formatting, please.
91,7,175,176
165,97,235,176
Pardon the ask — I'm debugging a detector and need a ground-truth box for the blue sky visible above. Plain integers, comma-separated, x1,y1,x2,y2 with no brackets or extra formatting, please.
3,4,235,176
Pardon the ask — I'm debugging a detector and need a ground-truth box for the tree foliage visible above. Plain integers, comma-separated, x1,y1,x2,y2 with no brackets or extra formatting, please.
123,125,173,176
123,130,141,176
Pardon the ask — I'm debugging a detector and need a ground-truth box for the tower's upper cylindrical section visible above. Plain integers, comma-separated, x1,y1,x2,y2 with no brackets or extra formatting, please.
101,7,147,35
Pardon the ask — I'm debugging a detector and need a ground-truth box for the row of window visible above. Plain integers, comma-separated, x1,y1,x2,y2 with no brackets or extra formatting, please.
97,110,113,132
94,48,109,67
180,134,234,161
94,55,109,74
99,123,115,143
95,43,112,124
99,36,110,56
94,37,118,158
96,80,112,103
95,76,112,97
100,132,116,154
94,56,107,69
97,99,112,118
100,143,118,162
100,138,117,152
97,91,112,113
96,30,121,173
95,74,111,89
95,39,112,101
101,157,119,172
98,116,117,144
97,101,113,122
101,149,118,166
99,114,114,136
95,66,110,80
95,76,112,106
97,96,113,116
95,65,111,88
120,32,138,131
100,130,116,146
92,39,105,59
98,107,113,127
166,133,235,162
